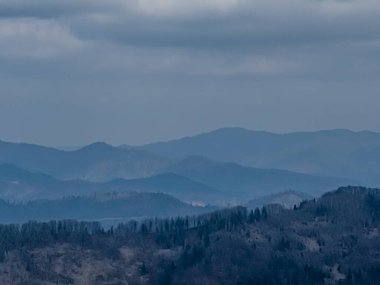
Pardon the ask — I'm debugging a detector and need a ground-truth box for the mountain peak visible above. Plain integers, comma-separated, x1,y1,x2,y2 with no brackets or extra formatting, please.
82,141,112,148
76,142,114,152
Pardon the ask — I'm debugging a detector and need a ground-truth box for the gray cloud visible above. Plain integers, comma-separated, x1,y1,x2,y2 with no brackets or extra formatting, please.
0,0,379,146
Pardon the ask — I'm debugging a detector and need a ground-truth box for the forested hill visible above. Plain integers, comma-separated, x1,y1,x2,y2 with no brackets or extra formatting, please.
0,186,380,284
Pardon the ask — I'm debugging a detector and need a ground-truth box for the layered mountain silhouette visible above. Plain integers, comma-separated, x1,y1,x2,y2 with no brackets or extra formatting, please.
0,161,354,206
0,164,222,205
142,128,380,185
102,173,227,206
0,163,92,200
0,140,171,181
1,128,377,211
165,156,356,199
0,192,215,224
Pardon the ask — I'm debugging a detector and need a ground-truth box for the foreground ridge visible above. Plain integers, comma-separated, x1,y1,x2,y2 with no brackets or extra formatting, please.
0,187,379,284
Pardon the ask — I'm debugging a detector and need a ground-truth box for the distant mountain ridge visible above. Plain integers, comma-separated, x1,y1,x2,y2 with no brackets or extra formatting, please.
0,140,171,181
0,163,92,201
0,162,355,205
165,156,357,199
101,172,228,205
0,164,224,205
0,192,215,224
141,127,380,185
1,128,376,208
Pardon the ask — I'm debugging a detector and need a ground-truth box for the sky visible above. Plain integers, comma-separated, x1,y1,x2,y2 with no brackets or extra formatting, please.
0,0,380,146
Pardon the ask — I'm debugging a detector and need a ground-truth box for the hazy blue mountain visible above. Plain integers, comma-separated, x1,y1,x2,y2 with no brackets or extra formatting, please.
61,142,172,181
102,173,228,205
245,190,311,210
0,163,93,201
142,128,380,185
165,156,357,201
0,162,354,206
0,140,171,181
0,192,215,224
0,131,370,204
0,164,225,205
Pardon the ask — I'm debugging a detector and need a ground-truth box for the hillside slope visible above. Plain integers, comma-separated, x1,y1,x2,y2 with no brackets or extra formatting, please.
0,187,380,284
246,190,311,209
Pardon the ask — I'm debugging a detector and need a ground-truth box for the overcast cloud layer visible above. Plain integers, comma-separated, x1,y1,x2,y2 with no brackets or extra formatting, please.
0,0,379,146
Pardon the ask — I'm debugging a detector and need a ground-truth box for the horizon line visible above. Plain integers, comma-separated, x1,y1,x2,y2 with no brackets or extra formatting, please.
0,127,378,150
